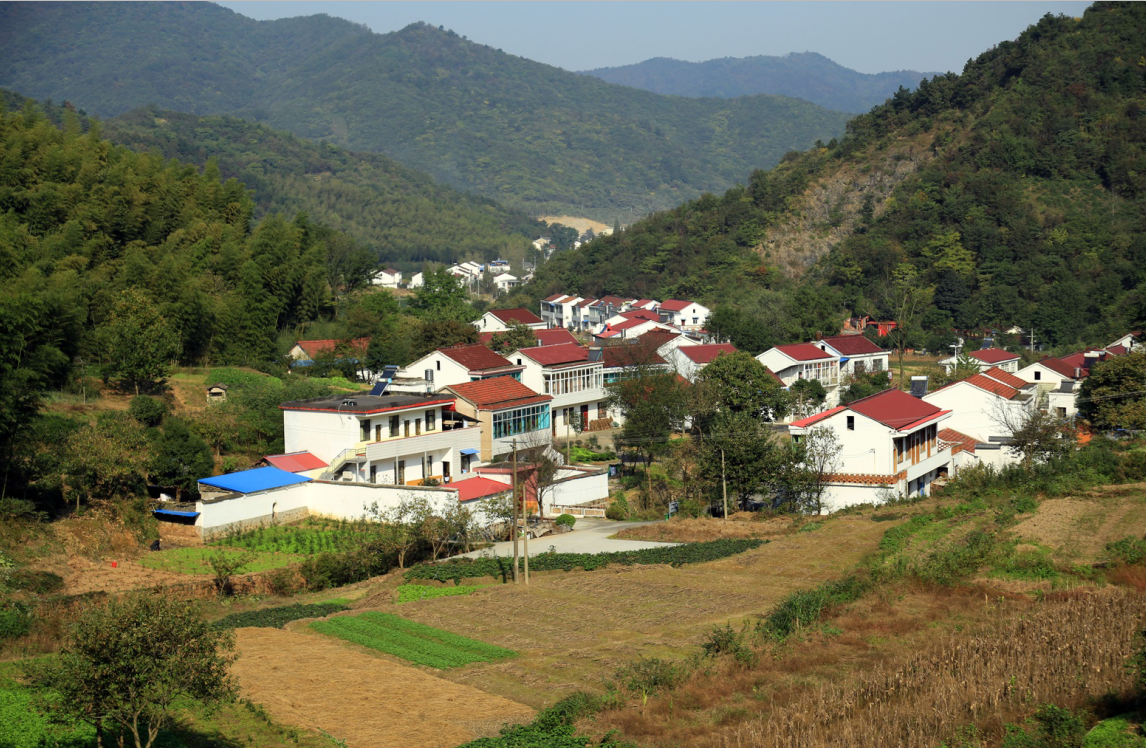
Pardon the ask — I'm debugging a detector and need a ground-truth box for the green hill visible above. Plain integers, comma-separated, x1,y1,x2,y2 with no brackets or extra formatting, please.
582,53,939,114
525,3,1146,353
0,2,850,218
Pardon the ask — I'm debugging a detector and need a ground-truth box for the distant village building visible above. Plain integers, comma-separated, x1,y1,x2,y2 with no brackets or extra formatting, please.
371,268,402,288
474,308,546,334
205,383,228,402
938,348,1022,375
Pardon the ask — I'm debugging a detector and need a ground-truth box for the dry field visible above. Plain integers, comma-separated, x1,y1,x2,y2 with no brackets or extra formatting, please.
613,515,796,543
349,515,890,709
537,215,610,234
1012,483,1146,564
231,627,534,748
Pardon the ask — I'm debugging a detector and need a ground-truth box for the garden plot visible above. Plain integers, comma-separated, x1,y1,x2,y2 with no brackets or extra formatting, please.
312,612,515,668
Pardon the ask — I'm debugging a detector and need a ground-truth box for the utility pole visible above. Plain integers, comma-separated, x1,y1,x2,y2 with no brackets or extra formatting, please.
521,459,530,586
721,448,728,522
565,416,572,465
511,439,519,584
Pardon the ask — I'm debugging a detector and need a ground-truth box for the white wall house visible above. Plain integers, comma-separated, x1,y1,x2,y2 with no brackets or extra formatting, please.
493,273,519,293
444,378,554,461
814,335,890,377
539,294,585,329
1110,332,1143,352
474,308,546,334
756,344,842,408
788,389,954,512
922,372,1036,467
372,268,402,288
664,343,738,382
408,272,424,289
657,300,710,332
511,343,608,433
938,347,1022,374
280,391,482,487
1016,358,1082,417
401,344,524,390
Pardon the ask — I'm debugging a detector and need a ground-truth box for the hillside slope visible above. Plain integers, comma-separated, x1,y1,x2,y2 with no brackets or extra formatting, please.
526,3,1146,351
0,2,850,218
582,52,938,113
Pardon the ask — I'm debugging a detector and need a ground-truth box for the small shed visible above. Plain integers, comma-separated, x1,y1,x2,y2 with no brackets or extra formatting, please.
206,382,229,402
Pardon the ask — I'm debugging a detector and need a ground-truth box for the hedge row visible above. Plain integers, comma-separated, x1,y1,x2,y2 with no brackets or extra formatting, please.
403,538,767,584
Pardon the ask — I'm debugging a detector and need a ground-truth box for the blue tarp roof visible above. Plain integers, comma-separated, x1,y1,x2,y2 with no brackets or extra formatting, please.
153,509,200,518
198,466,311,494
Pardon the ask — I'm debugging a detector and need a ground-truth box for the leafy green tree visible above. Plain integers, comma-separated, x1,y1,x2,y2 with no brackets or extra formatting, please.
128,396,168,427
783,425,842,514
411,320,480,361
839,371,890,405
789,378,827,415
1077,352,1146,430
411,268,475,323
487,322,537,355
27,593,238,748
695,351,789,420
882,264,935,385
148,418,214,499
699,412,788,511
97,289,181,395
610,370,688,477
60,413,153,511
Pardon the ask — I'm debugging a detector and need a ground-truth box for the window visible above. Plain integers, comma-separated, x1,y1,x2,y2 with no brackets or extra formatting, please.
360,419,370,441
369,464,377,483
598,402,607,419
492,403,552,439
1034,371,1042,381
415,418,422,436
442,461,451,480
374,424,381,441
426,410,436,431
436,360,441,371
390,415,400,437
397,460,405,484
461,454,471,473
404,420,410,437
846,416,855,431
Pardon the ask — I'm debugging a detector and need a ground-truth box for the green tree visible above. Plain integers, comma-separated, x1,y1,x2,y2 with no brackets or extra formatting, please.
783,425,842,514
97,289,181,395
699,412,787,512
1077,352,1146,430
148,418,215,499
128,396,168,427
839,371,890,405
695,350,789,421
27,593,238,748
487,322,537,355
60,413,153,511
882,264,935,386
789,378,828,416
610,370,688,478
411,268,475,324
411,320,480,361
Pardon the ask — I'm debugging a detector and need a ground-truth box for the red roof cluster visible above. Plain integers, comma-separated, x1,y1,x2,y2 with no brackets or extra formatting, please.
293,338,370,358
440,344,518,372
774,343,836,362
659,299,693,312
489,308,543,325
679,343,738,364
848,388,947,431
263,452,328,472
520,343,590,366
619,309,660,322
602,343,666,369
535,328,579,346
819,334,885,356
938,428,979,454
963,373,1019,400
982,366,1028,390
447,377,552,409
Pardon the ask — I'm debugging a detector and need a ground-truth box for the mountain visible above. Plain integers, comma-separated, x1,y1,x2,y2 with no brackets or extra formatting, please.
524,3,1146,353
99,106,543,267
581,53,940,113
0,2,850,219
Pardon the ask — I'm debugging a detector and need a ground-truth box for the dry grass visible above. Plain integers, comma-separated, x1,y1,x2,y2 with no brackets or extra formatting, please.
1012,486,1146,564
612,516,795,543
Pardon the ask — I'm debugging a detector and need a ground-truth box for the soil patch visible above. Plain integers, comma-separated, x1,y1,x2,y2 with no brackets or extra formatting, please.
1012,493,1146,563
232,627,533,748
45,555,208,597
537,215,609,234
613,516,793,543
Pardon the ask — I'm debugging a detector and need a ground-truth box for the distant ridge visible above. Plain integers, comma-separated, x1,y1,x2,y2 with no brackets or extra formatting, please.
581,52,941,113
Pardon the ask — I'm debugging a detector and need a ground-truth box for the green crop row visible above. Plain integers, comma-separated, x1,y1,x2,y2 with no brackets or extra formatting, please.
395,584,482,604
311,612,514,669
403,538,767,584
215,521,374,556
213,602,349,629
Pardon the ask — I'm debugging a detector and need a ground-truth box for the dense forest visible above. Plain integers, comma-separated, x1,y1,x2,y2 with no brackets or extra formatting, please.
0,2,850,218
582,52,937,113
526,2,1146,355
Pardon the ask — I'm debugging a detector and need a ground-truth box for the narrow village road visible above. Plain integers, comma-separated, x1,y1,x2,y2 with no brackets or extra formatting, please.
457,517,676,558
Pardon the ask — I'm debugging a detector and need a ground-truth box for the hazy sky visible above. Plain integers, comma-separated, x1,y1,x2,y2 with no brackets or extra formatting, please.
215,1,1093,75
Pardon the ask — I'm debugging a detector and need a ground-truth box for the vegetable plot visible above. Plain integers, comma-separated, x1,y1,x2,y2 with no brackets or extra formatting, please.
311,612,514,669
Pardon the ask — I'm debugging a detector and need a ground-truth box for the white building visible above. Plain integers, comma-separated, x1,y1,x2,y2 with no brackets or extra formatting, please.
657,300,710,332
401,344,524,391
664,343,738,382
938,347,1022,374
443,377,554,461
493,273,519,293
474,308,547,334
539,294,585,329
814,335,889,377
922,369,1036,468
280,390,482,486
372,268,402,288
756,343,842,407
510,343,608,433
787,389,954,512
1015,358,1083,418
1109,332,1143,352
408,272,424,289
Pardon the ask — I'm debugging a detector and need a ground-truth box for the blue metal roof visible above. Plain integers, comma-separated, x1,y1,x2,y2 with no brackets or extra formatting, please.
198,467,311,494
460,448,480,455
153,509,200,518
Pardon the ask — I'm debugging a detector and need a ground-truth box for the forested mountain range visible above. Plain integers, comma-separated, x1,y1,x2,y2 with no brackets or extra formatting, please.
524,3,1146,354
0,2,850,219
582,53,938,113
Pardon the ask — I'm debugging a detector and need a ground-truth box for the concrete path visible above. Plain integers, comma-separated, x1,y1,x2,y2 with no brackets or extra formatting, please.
458,518,677,559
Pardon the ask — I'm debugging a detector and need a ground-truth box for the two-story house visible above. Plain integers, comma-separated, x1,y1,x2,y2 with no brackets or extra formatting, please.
280,390,481,486
474,308,546,334
814,335,889,377
539,294,585,329
664,343,738,382
371,268,402,288
756,344,842,406
401,344,524,390
938,347,1022,374
511,343,608,433
587,296,634,329
443,378,554,461
787,388,953,511
478,327,579,348
922,369,1036,468
1015,357,1083,417
657,300,710,332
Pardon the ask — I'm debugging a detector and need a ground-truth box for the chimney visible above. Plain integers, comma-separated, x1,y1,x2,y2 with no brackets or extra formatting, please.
588,346,603,362
910,375,929,399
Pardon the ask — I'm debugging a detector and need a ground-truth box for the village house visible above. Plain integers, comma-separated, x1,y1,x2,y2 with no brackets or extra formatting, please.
478,327,579,348
813,335,890,377
921,368,1036,469
664,343,738,382
473,308,546,334
509,343,609,433
493,272,519,294
1109,332,1143,352
787,388,954,512
279,390,481,486
539,294,585,329
938,347,1022,374
447,261,484,290
756,343,842,407
288,338,370,365
408,271,424,289
371,267,402,288
401,344,524,390
205,383,228,402
601,341,670,388
443,377,554,461
657,300,710,332
587,296,634,328
1015,357,1084,417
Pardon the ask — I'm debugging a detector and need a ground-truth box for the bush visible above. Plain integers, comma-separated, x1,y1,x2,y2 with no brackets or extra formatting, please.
554,514,576,528
128,395,168,427
5,569,64,594
265,567,301,597
1105,537,1146,566
759,575,871,639
0,601,32,640
678,499,704,518
616,656,685,698
605,500,629,521
913,530,996,586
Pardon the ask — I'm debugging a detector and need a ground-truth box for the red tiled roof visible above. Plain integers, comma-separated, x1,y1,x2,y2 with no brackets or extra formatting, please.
982,366,1028,390
774,343,836,362
543,293,568,303
380,267,400,275
659,299,693,312
938,429,978,455
446,378,552,410
620,309,660,322
679,343,737,364
535,328,579,346
454,477,511,502
577,298,598,308
790,406,847,428
489,308,543,325
598,295,630,306
819,334,885,356
848,388,945,430
962,374,1018,400
440,344,517,372
637,329,683,346
969,348,1020,363
1106,345,1129,356
294,338,369,358
1036,357,1079,379
520,343,590,366
610,318,656,332
263,452,328,473
634,299,658,308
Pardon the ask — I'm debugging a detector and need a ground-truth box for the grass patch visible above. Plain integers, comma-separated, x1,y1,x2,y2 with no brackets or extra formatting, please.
1085,715,1146,747
403,538,766,584
0,668,93,748
395,584,484,604
311,612,515,669
138,547,302,576
213,602,349,629
214,518,378,556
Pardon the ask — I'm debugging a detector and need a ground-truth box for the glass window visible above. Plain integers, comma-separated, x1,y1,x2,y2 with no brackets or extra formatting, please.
492,404,552,439
390,415,400,437
426,410,436,431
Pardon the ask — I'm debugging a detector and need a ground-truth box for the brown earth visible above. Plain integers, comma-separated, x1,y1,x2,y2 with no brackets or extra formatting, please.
46,555,209,597
231,627,534,748
1011,484,1146,563
538,215,610,234
612,515,795,543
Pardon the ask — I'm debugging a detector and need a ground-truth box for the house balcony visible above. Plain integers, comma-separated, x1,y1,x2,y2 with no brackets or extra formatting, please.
904,447,953,483
363,426,479,463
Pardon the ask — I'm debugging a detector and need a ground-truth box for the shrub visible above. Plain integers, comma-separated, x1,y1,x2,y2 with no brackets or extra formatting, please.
605,501,628,521
128,395,167,427
678,499,704,518
0,600,32,640
913,530,996,586
5,569,64,594
554,514,576,528
265,567,301,597
1105,537,1146,566
616,656,684,699
759,575,871,639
